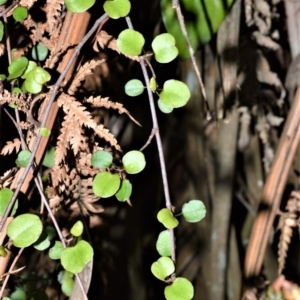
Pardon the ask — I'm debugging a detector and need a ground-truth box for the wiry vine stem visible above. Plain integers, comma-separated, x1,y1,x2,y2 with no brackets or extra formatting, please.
172,0,211,120
125,17,176,263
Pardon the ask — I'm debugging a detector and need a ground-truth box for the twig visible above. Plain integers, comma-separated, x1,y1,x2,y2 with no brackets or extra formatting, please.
125,16,176,264
139,128,157,151
172,0,211,120
0,0,19,18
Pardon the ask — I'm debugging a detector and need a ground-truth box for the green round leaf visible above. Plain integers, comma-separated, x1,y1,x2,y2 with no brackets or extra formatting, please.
33,66,51,84
70,220,84,237
115,179,132,202
0,245,7,257
122,150,146,174
152,33,178,63
157,208,179,229
125,79,144,97
0,21,4,42
12,87,22,94
156,230,171,257
182,200,206,223
11,289,26,300
0,0,7,5
24,70,43,94
15,150,31,167
39,127,51,137
0,188,18,217
7,56,28,80
21,61,37,79
62,276,74,297
159,80,190,108
91,150,113,168
13,6,28,22
92,172,120,198
33,231,51,251
65,0,95,13
164,277,194,300
61,240,93,274
158,99,173,114
7,213,43,247
117,29,145,56
103,0,131,19
31,42,48,61
49,241,64,260
151,257,175,281
42,146,55,168
150,77,158,92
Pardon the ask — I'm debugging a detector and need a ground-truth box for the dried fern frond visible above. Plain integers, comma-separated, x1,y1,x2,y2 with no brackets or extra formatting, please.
1,139,22,155
20,0,38,8
68,59,106,95
0,168,16,188
0,90,29,112
45,43,75,69
86,96,141,126
94,30,140,62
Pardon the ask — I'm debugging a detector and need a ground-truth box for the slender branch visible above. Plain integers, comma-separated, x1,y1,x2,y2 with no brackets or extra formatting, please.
172,0,211,120
0,0,19,18
139,128,157,151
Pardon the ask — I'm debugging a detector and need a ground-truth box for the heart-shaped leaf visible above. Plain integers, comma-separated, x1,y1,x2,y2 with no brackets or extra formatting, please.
122,150,146,174
117,29,145,56
157,208,179,229
0,188,18,216
152,33,178,63
103,0,131,19
182,200,206,223
21,61,37,79
15,150,31,167
24,70,43,94
164,277,194,300
7,213,43,247
151,257,175,281
158,99,173,114
65,0,95,13
156,230,171,256
61,240,93,274
92,172,120,198
7,56,28,80
91,150,113,168
116,179,132,202
49,241,64,260
159,80,190,108
125,79,144,97
33,66,51,84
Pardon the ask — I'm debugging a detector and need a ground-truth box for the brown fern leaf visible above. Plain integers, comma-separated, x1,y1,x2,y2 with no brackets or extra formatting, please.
95,124,121,151
57,94,95,128
20,0,38,8
0,168,16,188
0,90,29,112
278,213,297,274
77,153,99,177
45,43,75,69
70,121,88,155
86,96,141,126
1,139,21,155
68,59,106,95
94,30,140,62
44,0,64,34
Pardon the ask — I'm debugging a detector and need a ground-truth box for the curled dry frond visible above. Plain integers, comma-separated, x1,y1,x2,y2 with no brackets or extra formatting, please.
1,139,22,155
0,90,29,113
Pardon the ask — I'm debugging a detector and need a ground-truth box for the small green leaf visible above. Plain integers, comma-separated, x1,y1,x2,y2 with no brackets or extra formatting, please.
103,0,131,19
65,0,95,13
159,80,190,108
9,104,18,108
0,21,4,41
158,99,173,114
117,29,145,56
62,276,74,297
92,172,120,198
156,230,171,256
157,208,179,229
115,179,132,202
0,245,7,257
31,42,48,61
33,66,51,84
125,79,144,97
10,289,26,300
7,56,28,80
182,200,206,223
13,6,28,22
0,188,18,217
49,241,64,260
0,74,6,80
0,0,7,5
15,150,31,167
151,257,175,281
91,150,113,168
7,213,43,247
150,77,158,92
45,225,56,240
70,220,84,237
122,150,146,174
33,231,51,251
61,240,93,274
164,277,194,300
39,127,51,137
152,33,178,63
12,87,22,94
42,146,55,168
21,61,37,79
24,70,42,94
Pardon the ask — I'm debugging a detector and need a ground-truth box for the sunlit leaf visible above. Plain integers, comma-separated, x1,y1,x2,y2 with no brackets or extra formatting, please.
103,0,131,19
70,220,84,237
15,150,31,167
91,150,113,168
151,256,175,281
182,200,206,223
115,179,132,202
122,150,146,174
125,79,144,97
117,29,145,56
150,77,158,92
164,277,194,300
7,56,28,80
0,188,18,217
39,127,51,137
49,241,64,260
157,208,179,229
152,33,178,63
92,172,120,198
156,230,171,257
13,6,28,22
158,99,173,114
65,0,95,13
